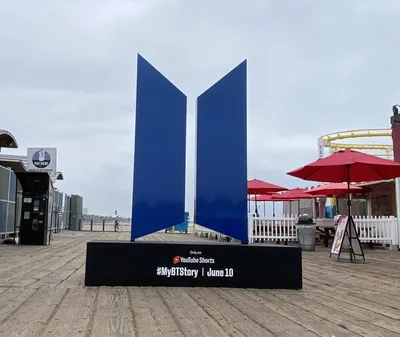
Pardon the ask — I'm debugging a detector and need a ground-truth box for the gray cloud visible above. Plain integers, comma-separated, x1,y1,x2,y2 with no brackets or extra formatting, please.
1,0,400,216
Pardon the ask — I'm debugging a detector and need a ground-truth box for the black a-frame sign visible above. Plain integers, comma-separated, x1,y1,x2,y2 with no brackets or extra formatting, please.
330,215,365,262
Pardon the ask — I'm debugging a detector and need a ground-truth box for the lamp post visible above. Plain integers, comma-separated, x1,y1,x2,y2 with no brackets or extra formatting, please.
391,105,400,250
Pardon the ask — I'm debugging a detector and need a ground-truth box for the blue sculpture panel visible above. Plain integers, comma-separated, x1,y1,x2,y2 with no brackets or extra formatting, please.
131,55,187,240
195,61,248,243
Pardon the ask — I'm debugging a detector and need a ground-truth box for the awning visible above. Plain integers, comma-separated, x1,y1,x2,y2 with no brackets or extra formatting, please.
0,130,18,149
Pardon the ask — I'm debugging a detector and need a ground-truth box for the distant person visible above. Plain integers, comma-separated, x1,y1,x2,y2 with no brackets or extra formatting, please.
114,218,119,232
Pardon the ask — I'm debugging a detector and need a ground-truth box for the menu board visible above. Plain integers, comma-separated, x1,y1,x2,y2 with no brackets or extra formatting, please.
331,216,348,255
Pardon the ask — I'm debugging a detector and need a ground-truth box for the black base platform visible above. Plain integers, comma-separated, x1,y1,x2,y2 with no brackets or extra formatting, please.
84,240,302,289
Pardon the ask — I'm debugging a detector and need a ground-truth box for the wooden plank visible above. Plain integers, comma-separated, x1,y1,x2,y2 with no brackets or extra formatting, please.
128,287,183,337
270,290,399,337
0,231,399,337
127,287,161,337
189,288,274,337
2,250,85,288
57,263,86,288
240,289,352,337
298,285,400,334
214,289,318,337
90,287,136,337
304,276,400,311
0,245,87,287
0,287,68,337
158,287,231,337
0,232,118,288
306,265,400,293
0,288,38,325
40,288,99,337
34,253,86,288
303,266,400,296
304,262,400,292
0,234,88,278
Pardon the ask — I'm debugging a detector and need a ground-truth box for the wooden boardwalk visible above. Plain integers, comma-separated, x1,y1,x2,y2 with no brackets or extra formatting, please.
0,231,399,337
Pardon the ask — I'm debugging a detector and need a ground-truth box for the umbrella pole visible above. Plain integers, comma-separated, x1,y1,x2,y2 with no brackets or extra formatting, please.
347,165,353,263
273,202,275,217
297,199,300,216
255,194,258,216
347,172,351,217
263,201,266,217
335,196,339,215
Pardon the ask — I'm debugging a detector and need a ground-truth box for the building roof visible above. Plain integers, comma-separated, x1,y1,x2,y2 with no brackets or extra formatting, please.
356,179,395,187
0,130,18,149
0,153,27,171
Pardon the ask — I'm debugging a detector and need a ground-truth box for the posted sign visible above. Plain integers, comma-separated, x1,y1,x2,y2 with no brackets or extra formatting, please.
331,216,348,255
27,148,57,174
330,215,365,261
85,241,303,289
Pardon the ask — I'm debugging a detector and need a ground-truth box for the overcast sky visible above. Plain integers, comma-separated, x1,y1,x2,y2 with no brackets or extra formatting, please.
1,0,400,217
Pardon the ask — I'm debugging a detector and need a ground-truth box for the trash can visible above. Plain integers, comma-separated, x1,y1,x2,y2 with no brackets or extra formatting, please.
296,214,316,251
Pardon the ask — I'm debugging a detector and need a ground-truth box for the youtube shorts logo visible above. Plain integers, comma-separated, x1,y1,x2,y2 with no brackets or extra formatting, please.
173,256,181,264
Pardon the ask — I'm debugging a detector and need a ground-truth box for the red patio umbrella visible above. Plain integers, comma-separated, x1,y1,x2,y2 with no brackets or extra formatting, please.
287,148,400,216
287,149,400,183
249,195,273,202
247,179,287,214
308,182,365,214
249,194,295,216
270,188,323,216
247,179,288,194
308,182,364,196
270,188,316,200
249,195,295,202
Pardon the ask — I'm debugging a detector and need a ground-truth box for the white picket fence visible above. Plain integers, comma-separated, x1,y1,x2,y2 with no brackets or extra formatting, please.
352,215,398,245
195,215,399,247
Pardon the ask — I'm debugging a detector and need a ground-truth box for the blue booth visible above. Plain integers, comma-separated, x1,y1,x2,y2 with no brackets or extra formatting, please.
165,212,189,233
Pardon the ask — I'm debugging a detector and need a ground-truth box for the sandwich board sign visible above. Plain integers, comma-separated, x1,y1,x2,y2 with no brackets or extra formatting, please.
330,215,365,262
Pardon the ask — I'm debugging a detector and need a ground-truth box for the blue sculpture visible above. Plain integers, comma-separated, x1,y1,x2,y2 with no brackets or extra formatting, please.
131,55,187,240
195,61,248,243
131,55,248,243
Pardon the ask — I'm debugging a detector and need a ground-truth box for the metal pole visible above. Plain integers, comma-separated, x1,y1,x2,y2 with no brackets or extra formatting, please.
347,166,351,217
335,196,339,214
90,219,93,232
347,165,353,263
390,105,400,249
395,178,400,247
102,219,105,232
297,199,300,216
